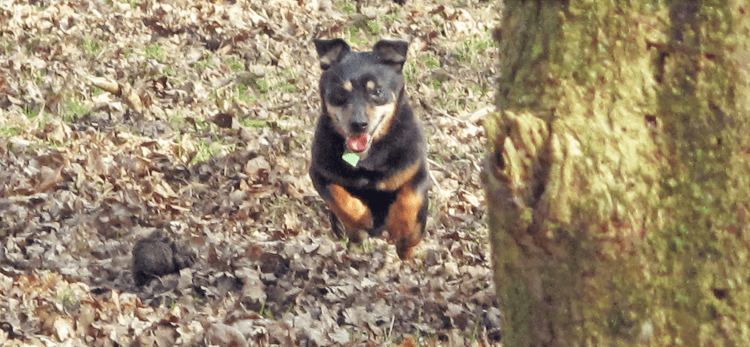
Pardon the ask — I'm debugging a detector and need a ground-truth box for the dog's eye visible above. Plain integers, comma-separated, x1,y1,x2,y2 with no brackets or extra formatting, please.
370,88,386,101
329,92,347,106
370,88,389,105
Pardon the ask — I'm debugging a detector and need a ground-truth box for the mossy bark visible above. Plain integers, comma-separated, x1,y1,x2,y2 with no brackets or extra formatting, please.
484,1,750,346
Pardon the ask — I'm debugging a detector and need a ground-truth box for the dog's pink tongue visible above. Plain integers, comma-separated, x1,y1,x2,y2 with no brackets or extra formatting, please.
347,134,369,152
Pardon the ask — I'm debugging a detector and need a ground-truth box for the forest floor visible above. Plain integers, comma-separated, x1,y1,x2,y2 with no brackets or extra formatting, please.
0,0,501,345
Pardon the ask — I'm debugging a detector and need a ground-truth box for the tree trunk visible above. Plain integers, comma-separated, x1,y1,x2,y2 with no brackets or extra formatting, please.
483,1,750,346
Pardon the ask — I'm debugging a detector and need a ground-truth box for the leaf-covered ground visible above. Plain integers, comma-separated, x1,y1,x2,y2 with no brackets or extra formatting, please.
0,0,500,345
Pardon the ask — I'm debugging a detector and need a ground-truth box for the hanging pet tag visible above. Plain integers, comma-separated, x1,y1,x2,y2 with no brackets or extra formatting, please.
342,152,360,167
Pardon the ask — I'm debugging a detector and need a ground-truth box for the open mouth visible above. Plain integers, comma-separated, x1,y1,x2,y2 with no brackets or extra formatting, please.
347,133,371,153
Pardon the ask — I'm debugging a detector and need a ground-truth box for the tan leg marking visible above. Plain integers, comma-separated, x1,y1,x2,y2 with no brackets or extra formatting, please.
386,185,424,259
327,184,374,237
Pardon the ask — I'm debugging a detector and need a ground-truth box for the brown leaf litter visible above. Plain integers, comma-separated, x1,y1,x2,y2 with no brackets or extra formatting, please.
0,0,501,345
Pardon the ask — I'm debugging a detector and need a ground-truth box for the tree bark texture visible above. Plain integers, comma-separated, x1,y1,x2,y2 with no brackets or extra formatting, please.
484,1,750,346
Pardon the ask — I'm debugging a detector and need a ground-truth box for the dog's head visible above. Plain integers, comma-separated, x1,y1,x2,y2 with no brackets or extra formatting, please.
314,38,409,154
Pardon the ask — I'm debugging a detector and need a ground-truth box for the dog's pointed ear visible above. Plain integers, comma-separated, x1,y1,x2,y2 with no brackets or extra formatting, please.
373,40,409,71
314,39,351,71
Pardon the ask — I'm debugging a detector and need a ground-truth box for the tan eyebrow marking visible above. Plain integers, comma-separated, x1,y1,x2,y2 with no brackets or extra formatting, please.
343,80,353,91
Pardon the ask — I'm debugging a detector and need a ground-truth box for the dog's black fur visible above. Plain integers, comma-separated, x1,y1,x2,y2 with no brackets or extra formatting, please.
310,38,429,259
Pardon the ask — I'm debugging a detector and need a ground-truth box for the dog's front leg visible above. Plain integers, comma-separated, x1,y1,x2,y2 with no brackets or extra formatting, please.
325,184,374,243
386,183,428,260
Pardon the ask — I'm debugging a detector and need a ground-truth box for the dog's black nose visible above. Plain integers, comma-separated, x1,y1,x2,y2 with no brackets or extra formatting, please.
351,120,368,132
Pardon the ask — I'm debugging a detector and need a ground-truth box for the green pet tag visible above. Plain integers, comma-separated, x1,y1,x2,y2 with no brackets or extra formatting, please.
342,152,360,167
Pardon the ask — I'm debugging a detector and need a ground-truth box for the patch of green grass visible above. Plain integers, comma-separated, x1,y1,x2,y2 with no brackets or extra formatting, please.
0,126,21,137
403,61,417,85
430,79,443,90
345,26,360,40
241,119,269,129
367,21,381,35
278,68,300,94
414,312,424,342
255,79,271,93
471,82,490,98
278,82,297,94
339,0,357,15
120,47,133,59
433,90,449,110
384,8,401,25
266,194,291,225
226,56,245,72
422,54,440,69
80,38,102,55
161,65,175,76
196,57,212,71
62,99,90,122
469,314,481,344
457,33,496,65
144,43,166,61
441,87,465,113
344,26,369,46
258,301,274,319
190,140,223,164
21,69,45,84
120,0,136,8
166,112,186,131
234,84,257,103
281,67,298,79
192,118,210,132
23,104,42,119
56,288,79,311
358,238,374,254
0,40,10,55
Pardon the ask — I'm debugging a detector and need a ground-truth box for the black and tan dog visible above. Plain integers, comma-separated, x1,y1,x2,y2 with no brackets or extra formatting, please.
310,38,429,260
